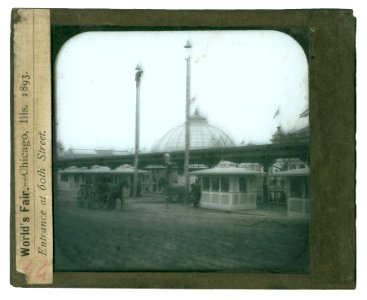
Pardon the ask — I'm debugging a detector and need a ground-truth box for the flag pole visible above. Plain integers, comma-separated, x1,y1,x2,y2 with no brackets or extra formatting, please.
184,40,192,203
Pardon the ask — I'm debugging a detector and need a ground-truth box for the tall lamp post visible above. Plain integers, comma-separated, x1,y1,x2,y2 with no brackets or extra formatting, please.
133,64,143,199
184,40,192,203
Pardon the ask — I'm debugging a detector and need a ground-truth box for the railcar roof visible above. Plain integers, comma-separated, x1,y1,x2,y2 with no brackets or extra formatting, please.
272,167,309,176
59,165,150,174
190,167,264,176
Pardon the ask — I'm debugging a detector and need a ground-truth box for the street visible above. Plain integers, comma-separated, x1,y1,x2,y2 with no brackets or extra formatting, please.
54,192,309,273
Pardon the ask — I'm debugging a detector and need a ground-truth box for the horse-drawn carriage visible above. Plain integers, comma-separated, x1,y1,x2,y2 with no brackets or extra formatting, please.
165,183,187,202
164,181,201,206
77,180,126,209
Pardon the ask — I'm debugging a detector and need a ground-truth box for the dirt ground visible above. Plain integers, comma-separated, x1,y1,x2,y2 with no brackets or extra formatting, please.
54,191,309,273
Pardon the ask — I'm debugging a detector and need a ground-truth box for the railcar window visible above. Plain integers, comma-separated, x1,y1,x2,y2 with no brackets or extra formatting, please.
220,177,229,192
239,177,247,192
60,174,68,182
211,177,220,192
202,177,210,191
290,177,306,197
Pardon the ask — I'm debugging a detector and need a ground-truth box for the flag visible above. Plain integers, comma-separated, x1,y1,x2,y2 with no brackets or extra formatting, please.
299,108,309,118
274,107,280,119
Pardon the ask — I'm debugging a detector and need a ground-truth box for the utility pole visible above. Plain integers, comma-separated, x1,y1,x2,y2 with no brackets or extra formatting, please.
184,40,192,203
133,64,143,199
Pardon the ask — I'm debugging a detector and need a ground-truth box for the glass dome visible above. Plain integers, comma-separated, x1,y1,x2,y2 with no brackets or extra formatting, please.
151,110,235,152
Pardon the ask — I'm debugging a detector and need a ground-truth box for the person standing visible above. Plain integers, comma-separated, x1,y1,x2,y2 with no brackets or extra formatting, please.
111,181,124,211
191,178,201,208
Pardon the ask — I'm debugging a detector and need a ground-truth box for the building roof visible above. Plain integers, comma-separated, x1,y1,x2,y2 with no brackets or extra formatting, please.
271,125,309,144
113,164,150,174
151,110,235,152
273,167,309,176
61,165,88,173
63,148,130,158
190,161,264,176
91,165,111,172
144,165,167,169
66,149,98,156
60,164,150,174
144,163,207,170
188,163,209,170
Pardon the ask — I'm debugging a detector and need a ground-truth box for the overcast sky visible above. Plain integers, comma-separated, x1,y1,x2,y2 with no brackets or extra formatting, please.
56,30,309,151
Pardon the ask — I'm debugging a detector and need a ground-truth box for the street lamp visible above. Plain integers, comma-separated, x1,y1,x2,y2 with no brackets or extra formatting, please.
133,64,143,199
184,40,192,203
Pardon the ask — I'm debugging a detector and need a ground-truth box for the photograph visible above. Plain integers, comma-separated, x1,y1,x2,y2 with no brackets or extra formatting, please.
53,29,310,272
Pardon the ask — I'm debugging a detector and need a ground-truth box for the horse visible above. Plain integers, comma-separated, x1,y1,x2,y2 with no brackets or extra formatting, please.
165,183,187,203
106,181,128,210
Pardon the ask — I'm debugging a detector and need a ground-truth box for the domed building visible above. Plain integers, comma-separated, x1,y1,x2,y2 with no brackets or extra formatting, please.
151,110,235,152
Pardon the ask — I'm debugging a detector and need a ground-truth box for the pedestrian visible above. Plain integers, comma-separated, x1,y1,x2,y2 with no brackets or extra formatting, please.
110,181,124,211
191,178,201,208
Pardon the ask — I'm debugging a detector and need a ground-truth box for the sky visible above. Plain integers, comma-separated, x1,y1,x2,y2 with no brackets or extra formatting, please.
56,30,309,151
